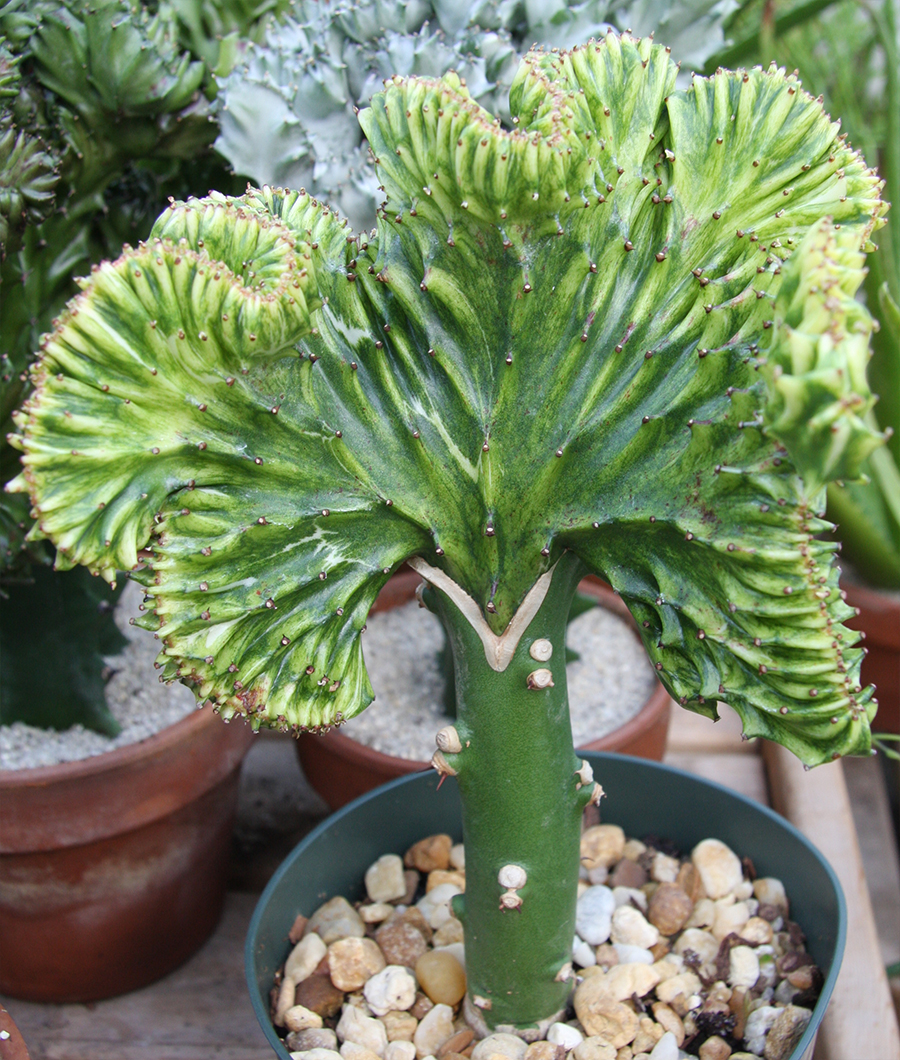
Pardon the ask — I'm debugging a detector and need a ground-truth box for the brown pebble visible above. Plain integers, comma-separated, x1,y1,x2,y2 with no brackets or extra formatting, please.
786,964,821,992
415,949,466,1006
441,1053,471,1060
396,906,433,941
376,920,429,967
328,936,385,991
676,862,705,903
649,940,671,960
728,987,747,1039
437,1029,474,1056
313,954,331,976
524,1042,563,1060
651,1002,685,1047
409,991,434,1019
595,943,619,968
427,869,466,893
405,834,453,872
401,869,420,904
648,882,694,936
380,1010,418,1041
293,974,344,1019
757,902,782,922
289,914,309,944
609,858,647,889
776,951,814,977
698,1035,731,1060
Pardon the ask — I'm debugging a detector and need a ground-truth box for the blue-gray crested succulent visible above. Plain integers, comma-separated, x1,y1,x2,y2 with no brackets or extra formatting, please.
8,33,888,1029
214,0,742,230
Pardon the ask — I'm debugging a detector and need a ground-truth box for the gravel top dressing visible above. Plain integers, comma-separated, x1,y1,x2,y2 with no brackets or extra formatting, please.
346,600,657,762
268,826,821,1060
0,588,655,771
0,582,196,770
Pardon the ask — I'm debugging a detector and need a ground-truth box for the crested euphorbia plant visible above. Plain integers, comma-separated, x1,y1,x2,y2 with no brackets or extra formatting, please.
8,33,888,1034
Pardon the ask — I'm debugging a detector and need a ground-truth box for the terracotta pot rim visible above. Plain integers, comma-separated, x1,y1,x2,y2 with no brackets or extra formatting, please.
0,707,254,852
0,704,235,788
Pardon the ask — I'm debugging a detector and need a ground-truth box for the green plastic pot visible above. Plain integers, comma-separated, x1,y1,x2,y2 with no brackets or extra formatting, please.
246,752,845,1060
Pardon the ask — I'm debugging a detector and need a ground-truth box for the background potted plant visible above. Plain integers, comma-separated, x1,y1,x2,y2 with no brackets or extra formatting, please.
6,24,887,1054
0,0,286,1002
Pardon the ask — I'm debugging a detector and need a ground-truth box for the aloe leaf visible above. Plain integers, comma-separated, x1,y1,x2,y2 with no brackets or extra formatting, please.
10,36,886,763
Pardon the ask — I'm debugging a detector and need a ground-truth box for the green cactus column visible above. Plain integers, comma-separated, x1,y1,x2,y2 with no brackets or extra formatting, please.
421,551,595,1031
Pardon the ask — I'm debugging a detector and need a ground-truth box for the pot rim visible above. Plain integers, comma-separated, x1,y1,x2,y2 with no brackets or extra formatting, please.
246,751,846,1060
0,704,236,787
0,706,254,852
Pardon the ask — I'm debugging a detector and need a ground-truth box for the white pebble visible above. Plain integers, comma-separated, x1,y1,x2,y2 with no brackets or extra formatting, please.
385,1043,417,1060
286,934,328,984
648,1032,679,1060
341,1043,382,1060
612,886,647,912
753,877,788,912
547,1023,584,1049
729,945,760,990
416,884,462,929
651,853,680,883
366,855,408,903
413,1004,455,1059
572,935,596,968
613,943,654,965
285,1006,325,1032
673,929,718,975
575,886,616,945
291,1051,342,1060
360,903,396,924
449,843,465,870
364,966,417,1016
308,896,366,945
610,906,659,949
743,1004,780,1055
712,899,750,941
337,1005,388,1057
471,1034,528,1060
684,897,715,929
691,839,743,900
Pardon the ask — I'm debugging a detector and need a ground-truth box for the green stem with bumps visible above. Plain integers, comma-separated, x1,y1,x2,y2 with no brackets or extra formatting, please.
423,551,592,1031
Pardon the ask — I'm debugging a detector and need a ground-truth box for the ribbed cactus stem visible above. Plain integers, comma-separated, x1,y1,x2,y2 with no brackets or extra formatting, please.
420,551,591,1031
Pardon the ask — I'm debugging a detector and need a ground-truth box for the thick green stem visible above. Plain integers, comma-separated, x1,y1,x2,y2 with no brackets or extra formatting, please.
422,552,591,1031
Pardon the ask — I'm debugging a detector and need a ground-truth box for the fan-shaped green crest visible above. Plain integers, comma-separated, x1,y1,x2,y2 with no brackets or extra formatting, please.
9,34,887,762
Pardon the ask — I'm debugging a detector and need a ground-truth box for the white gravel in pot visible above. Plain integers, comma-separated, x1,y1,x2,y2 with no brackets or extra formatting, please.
346,599,657,761
1,584,656,770
0,581,196,771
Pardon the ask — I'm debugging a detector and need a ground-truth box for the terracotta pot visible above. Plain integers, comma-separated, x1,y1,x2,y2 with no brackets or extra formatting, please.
0,707,254,1003
0,1004,30,1060
842,581,900,734
296,571,671,809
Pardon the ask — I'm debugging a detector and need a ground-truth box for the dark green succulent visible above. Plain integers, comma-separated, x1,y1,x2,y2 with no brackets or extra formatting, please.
8,34,887,1029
